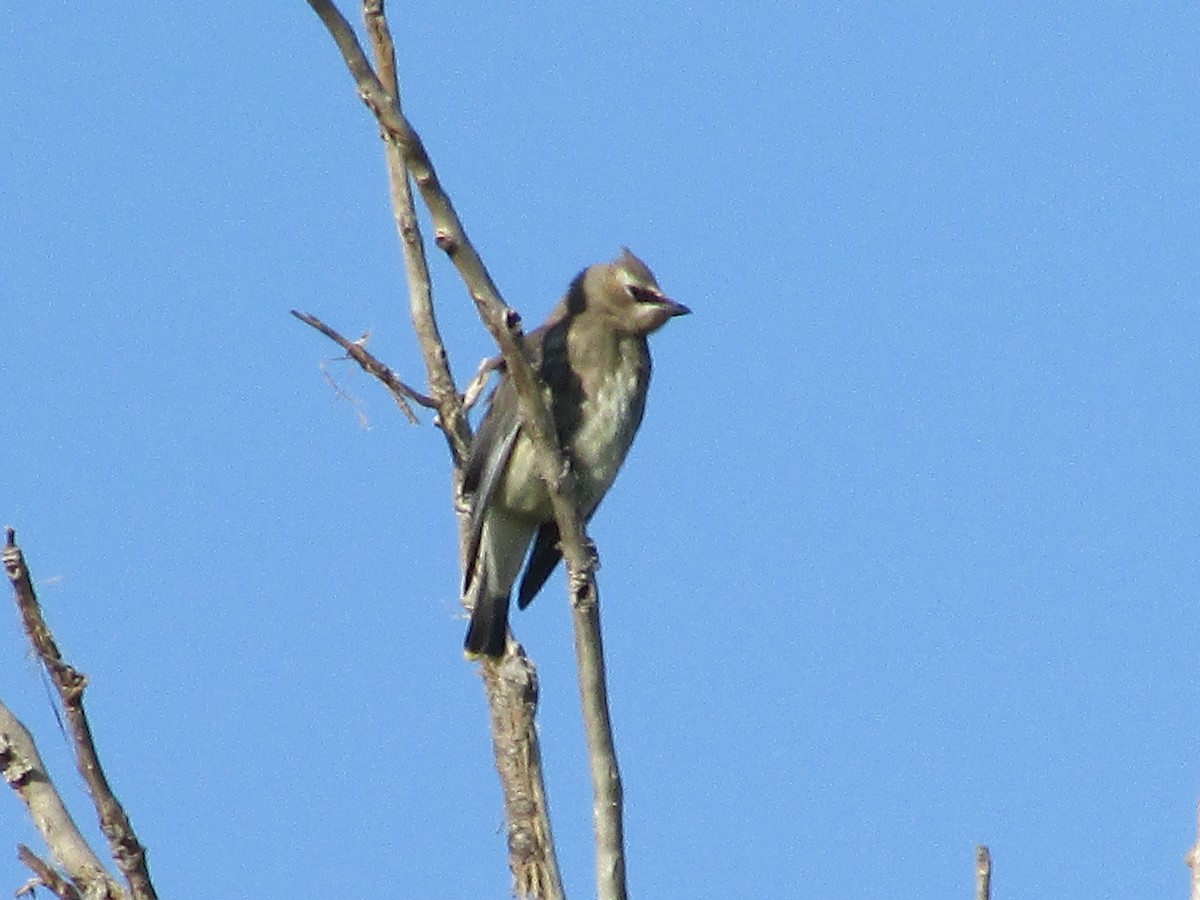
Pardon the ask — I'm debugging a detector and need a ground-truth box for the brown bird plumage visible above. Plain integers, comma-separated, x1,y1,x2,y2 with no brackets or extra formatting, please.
462,249,690,657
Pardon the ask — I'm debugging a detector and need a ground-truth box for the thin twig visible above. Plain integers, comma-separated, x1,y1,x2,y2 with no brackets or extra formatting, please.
290,309,435,420
3,528,154,900
16,844,84,900
572,581,625,898
975,845,991,900
462,355,501,413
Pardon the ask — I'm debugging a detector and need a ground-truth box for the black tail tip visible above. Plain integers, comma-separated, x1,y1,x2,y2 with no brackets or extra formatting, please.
463,628,506,658
464,602,508,658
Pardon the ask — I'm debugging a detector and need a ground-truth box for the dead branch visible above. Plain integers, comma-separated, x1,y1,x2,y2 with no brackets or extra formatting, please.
357,2,563,894
303,0,591,585
2,528,157,900
0,702,118,899
289,310,433,421
975,845,991,900
478,651,564,899
16,845,82,900
571,580,625,897
361,0,472,467
303,2,626,895
462,355,502,413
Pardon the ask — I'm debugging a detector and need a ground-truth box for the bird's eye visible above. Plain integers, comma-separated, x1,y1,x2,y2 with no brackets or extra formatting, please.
626,285,662,304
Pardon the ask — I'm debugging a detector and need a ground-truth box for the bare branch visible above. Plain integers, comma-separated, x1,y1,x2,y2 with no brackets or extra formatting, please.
975,845,991,900
3,528,157,900
479,653,564,900
290,310,435,420
360,0,471,466
17,845,83,900
571,580,625,898
359,3,564,894
462,355,502,413
304,3,626,894
303,3,584,550
0,703,117,899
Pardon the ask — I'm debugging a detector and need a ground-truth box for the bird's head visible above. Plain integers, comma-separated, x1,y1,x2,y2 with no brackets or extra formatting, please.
582,248,691,336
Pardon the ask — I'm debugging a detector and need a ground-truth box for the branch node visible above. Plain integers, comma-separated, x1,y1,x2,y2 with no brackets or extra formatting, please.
434,231,458,255
17,844,82,900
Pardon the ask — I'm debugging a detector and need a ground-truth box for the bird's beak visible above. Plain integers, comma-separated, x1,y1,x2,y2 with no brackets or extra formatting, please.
660,297,691,317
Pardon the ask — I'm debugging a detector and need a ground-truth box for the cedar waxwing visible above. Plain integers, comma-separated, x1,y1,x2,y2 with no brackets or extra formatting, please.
462,249,690,657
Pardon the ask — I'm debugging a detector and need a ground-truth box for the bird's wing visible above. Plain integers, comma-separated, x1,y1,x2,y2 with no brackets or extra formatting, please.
461,375,522,594
461,325,555,593
516,522,560,609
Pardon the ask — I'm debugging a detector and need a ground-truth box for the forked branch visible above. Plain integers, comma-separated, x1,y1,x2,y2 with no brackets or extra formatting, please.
2,528,156,900
302,2,626,897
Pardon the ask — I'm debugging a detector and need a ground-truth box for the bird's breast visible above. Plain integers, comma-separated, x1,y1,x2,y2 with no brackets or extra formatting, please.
495,335,650,522
569,351,649,507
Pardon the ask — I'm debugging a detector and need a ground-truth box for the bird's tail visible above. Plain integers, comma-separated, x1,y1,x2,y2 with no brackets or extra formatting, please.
464,593,510,658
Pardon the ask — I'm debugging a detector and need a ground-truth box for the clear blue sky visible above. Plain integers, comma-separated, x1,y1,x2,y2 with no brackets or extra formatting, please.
4,3,1198,897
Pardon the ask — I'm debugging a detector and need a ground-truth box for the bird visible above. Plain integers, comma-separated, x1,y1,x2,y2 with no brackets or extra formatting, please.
461,249,690,657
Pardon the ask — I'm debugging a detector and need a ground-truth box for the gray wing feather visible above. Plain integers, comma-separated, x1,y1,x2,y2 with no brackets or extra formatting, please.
461,325,555,595
461,378,522,594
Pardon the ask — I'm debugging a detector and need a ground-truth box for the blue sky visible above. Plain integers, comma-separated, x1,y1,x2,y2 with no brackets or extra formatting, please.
3,2,1198,897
